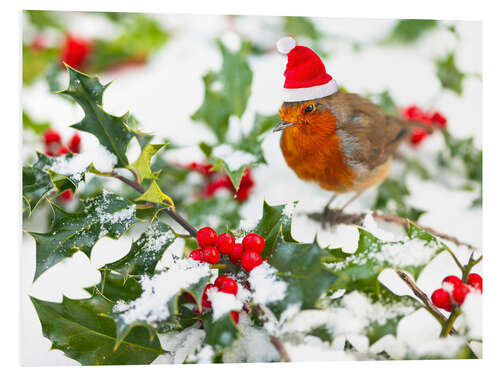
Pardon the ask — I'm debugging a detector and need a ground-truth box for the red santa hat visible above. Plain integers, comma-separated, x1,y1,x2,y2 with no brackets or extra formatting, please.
276,36,338,102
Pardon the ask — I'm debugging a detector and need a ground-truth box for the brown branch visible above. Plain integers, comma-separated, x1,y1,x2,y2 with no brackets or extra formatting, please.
111,172,198,238
396,270,456,335
253,305,291,362
308,209,478,252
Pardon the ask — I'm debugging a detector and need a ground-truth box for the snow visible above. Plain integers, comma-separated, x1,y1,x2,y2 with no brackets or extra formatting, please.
461,292,482,340
212,144,257,171
48,144,117,180
154,326,206,364
408,336,466,358
206,287,243,320
113,258,210,325
248,263,287,304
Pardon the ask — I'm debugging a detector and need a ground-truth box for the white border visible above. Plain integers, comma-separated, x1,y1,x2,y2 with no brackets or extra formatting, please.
282,79,338,102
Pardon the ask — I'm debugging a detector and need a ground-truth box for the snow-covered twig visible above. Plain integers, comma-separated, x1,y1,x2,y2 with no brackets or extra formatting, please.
252,305,291,362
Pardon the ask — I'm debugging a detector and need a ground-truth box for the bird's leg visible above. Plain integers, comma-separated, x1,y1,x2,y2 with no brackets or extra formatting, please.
340,191,363,211
321,193,337,228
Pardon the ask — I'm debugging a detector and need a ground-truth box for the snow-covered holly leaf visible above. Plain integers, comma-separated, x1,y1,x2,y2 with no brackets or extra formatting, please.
435,51,466,95
132,143,165,182
59,66,133,168
28,191,138,280
387,19,438,43
253,201,297,258
210,145,257,190
266,237,338,319
307,324,333,344
101,221,176,280
86,271,143,302
30,295,165,365
203,313,240,351
327,225,447,294
22,152,85,214
375,178,426,222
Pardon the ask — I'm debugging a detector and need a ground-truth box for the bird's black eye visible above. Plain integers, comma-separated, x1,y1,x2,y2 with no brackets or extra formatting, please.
304,104,315,113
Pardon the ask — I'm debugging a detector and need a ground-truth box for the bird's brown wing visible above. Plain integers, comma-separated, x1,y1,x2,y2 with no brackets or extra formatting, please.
321,92,410,170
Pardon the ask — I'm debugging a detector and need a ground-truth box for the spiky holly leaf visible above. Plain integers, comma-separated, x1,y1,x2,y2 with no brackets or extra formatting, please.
132,143,165,182
435,51,466,95
22,152,85,214
191,72,232,143
186,197,241,234
210,145,257,190
253,201,297,258
375,177,426,222
101,221,176,280
203,313,240,351
28,191,138,280
86,271,143,302
327,224,447,294
30,295,164,365
129,115,154,150
267,237,338,319
387,19,438,43
59,66,133,168
136,180,174,208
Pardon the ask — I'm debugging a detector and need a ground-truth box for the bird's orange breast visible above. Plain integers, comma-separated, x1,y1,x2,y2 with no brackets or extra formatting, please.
279,113,357,192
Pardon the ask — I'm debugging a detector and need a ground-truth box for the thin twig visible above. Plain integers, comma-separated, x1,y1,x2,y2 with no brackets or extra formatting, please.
395,270,457,335
253,305,291,362
308,209,478,252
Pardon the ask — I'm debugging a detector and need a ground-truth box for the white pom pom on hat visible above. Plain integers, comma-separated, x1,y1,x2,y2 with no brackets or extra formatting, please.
276,36,296,54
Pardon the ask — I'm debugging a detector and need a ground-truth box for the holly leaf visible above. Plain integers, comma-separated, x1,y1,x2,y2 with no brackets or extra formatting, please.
202,313,240,351
386,19,438,43
59,66,133,168
253,201,297,258
435,51,466,95
186,197,241,234
283,16,322,41
86,271,143,302
22,111,50,134
30,295,164,365
136,180,174,208
375,178,426,221
132,143,165,182
307,324,333,344
101,220,176,279
22,44,58,85
28,191,138,280
267,237,338,319
210,145,257,190
247,113,280,139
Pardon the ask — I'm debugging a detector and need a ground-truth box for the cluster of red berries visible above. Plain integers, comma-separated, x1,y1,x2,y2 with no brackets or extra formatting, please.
60,34,92,70
401,105,447,146
43,129,82,202
181,161,255,202
203,276,240,323
431,273,482,312
190,227,265,272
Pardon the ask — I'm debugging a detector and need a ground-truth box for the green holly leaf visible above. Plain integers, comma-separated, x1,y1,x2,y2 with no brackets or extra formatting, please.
386,19,438,43
210,145,257,190
101,221,176,279
186,197,241,234
436,51,466,95
247,113,281,139
283,16,322,41
22,111,50,134
375,178,426,221
128,114,154,150
22,44,58,85
216,40,253,118
86,271,143,302
28,191,139,280
253,201,297,258
25,10,64,30
30,295,165,365
136,180,174,208
267,237,338,319
307,324,333,344
59,66,133,168
132,143,165,182
203,313,240,351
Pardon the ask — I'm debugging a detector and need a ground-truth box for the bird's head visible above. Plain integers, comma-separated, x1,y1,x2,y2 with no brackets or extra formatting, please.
274,98,337,136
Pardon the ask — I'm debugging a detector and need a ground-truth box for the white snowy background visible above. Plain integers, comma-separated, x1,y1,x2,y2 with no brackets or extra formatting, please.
21,13,482,365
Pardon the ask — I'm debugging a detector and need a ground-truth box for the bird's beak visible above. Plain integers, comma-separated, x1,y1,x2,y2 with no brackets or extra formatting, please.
273,121,296,132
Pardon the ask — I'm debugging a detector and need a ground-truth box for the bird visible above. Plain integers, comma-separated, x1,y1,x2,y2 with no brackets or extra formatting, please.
273,36,431,218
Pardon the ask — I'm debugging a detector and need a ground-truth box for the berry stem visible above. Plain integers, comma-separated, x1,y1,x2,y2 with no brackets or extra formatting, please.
461,253,483,283
440,307,461,337
110,171,198,237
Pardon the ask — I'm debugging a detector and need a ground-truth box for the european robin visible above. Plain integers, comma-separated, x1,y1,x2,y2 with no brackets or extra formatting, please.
273,36,431,212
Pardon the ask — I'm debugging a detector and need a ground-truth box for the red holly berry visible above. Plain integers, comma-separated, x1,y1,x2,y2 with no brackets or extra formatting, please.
43,129,61,145
403,105,425,121
452,284,470,305
57,146,69,155
60,34,92,69
410,128,428,146
467,273,482,293
242,233,265,254
235,187,251,202
196,227,217,248
59,189,73,202
241,251,263,272
431,112,447,128
186,161,215,177
215,276,238,295
202,247,220,264
230,311,240,324
216,233,235,255
442,275,463,290
202,284,216,308
189,249,204,262
431,288,453,312
229,243,244,265
202,177,232,197
68,133,81,153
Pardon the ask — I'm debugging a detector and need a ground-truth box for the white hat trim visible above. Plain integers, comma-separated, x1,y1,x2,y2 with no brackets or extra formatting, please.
282,79,338,102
